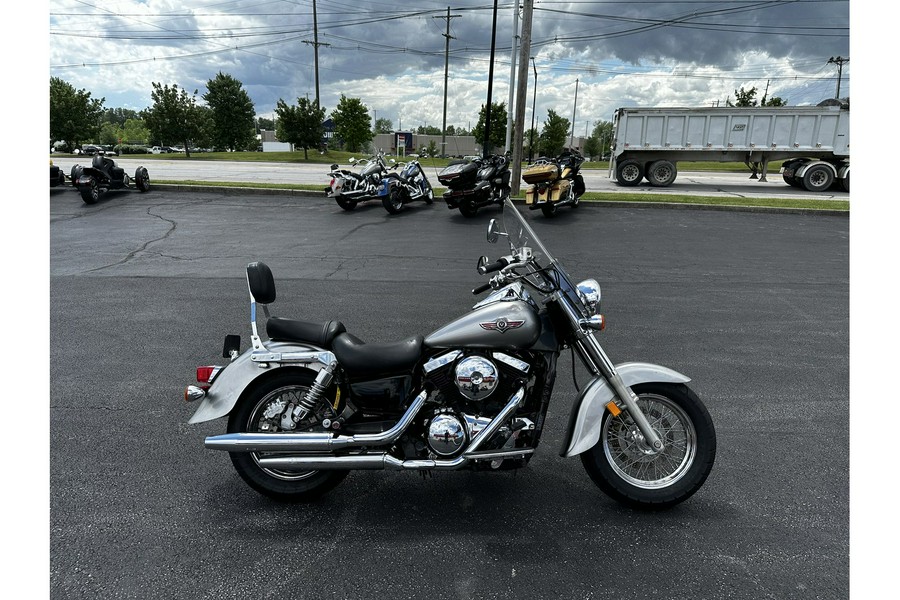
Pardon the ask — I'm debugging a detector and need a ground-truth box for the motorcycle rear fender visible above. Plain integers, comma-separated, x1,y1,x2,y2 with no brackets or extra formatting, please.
187,340,329,424
560,362,691,458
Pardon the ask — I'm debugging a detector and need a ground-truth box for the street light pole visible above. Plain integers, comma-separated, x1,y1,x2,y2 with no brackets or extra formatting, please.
529,57,537,163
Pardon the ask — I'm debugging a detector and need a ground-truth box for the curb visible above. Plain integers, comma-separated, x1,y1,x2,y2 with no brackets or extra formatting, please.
154,183,849,217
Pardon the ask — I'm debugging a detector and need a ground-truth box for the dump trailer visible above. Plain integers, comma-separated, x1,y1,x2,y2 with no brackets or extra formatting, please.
608,105,849,192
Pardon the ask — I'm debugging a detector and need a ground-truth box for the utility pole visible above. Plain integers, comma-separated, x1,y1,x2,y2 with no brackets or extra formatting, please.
569,78,579,148
434,8,461,158
827,56,849,99
529,57,537,163
483,0,500,158
505,5,519,153
302,0,330,108
510,0,534,195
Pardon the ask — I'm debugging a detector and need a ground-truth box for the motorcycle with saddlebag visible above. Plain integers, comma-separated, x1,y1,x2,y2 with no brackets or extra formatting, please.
184,198,716,510
523,148,586,217
437,154,511,218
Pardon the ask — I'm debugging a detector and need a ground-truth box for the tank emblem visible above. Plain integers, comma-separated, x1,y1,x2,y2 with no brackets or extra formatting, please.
479,318,525,333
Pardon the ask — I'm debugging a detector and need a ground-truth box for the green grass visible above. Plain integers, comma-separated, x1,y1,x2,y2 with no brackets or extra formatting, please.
157,180,848,212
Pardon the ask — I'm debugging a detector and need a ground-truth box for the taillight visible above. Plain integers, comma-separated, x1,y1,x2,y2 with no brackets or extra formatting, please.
196,366,221,384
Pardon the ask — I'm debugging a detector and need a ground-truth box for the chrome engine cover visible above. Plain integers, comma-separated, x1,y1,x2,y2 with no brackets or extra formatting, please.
427,413,468,457
454,356,499,401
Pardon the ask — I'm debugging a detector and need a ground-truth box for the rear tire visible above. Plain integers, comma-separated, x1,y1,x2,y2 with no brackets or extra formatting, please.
135,167,150,192
581,382,716,510
541,202,557,217
335,196,358,211
802,164,835,193
459,199,478,218
646,160,677,187
615,159,643,187
227,372,349,502
382,186,405,214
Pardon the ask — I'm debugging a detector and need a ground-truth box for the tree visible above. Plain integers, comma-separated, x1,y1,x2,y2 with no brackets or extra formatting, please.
421,140,439,157
471,102,507,155
583,119,613,160
102,107,140,127
538,109,570,157
275,97,326,159
374,118,393,134
142,82,204,157
120,118,151,145
202,72,257,151
416,125,441,135
331,95,373,153
731,86,758,107
762,95,787,107
50,77,105,151
256,116,275,131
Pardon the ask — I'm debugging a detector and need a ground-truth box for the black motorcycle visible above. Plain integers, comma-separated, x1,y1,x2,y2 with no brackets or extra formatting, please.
326,150,389,211
522,148,586,217
438,154,511,218
72,154,150,204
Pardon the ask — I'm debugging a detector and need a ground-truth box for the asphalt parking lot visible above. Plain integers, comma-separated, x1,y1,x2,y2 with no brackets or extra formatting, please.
48,187,848,599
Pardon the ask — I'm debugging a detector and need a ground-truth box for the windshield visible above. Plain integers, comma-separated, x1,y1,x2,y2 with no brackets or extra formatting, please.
498,198,586,313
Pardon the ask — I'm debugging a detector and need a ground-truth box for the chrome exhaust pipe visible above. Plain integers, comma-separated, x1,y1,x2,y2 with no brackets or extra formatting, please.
255,387,529,472
256,448,534,471
204,389,427,452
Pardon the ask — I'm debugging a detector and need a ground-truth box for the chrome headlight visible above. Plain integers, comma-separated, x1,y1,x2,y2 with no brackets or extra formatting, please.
577,279,602,315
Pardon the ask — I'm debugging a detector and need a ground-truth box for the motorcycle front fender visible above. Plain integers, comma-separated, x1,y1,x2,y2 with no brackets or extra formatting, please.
559,362,691,458
187,341,329,424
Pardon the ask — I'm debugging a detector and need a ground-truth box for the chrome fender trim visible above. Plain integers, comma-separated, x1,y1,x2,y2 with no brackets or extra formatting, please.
187,341,330,424
560,362,691,458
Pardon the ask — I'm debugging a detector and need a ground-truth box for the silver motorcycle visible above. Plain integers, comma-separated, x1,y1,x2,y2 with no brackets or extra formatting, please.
184,198,716,509
325,149,389,211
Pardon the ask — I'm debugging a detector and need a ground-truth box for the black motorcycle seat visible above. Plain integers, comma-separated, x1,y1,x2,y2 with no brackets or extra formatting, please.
331,332,424,377
266,317,347,349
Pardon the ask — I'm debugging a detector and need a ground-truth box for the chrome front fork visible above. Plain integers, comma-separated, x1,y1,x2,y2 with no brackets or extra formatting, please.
554,293,664,452
574,335,664,452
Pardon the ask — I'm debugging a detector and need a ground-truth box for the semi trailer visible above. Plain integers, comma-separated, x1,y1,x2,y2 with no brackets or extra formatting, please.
608,104,849,192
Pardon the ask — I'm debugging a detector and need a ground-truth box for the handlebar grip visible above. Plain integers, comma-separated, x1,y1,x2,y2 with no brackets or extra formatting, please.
472,282,492,295
478,257,509,275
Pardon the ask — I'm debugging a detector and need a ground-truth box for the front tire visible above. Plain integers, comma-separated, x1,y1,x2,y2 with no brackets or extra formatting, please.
581,382,716,510
80,177,100,204
226,372,349,502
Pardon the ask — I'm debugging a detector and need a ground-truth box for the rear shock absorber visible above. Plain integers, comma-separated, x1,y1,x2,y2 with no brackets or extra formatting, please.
292,361,338,422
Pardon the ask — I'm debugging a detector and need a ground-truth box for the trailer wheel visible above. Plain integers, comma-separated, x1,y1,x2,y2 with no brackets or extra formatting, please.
840,173,849,193
647,160,677,187
802,164,835,193
615,159,643,187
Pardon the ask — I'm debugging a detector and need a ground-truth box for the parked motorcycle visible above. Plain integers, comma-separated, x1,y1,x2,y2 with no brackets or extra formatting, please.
184,197,716,509
376,157,435,214
325,150,389,211
71,154,150,204
523,148,586,217
437,154,511,218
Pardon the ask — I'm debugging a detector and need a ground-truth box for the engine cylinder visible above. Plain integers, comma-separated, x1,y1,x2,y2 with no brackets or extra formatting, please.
454,356,499,401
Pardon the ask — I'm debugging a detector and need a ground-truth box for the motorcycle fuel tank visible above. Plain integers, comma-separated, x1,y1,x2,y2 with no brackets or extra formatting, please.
424,300,540,349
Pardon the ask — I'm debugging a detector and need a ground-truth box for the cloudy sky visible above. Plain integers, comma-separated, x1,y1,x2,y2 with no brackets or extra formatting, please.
48,0,850,134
